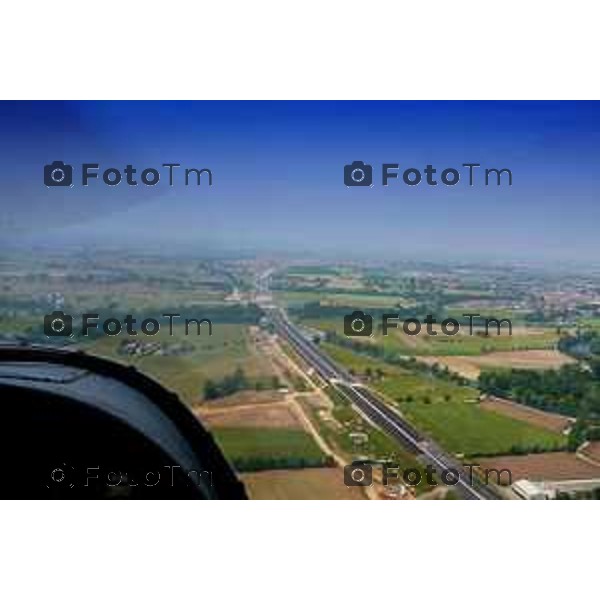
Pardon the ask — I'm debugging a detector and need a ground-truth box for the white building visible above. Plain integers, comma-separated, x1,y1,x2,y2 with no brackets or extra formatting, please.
512,479,553,500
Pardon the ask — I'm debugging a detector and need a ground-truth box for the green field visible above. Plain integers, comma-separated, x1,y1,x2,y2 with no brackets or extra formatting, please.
304,316,560,356
398,400,565,457
0,315,41,335
389,329,560,356
86,324,275,404
445,306,523,322
321,344,566,458
577,317,600,331
323,343,475,402
211,427,330,472
0,253,231,312
275,290,410,309
274,291,330,307
284,266,346,277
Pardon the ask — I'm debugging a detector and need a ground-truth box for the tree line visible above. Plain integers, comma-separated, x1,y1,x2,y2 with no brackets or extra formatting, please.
203,367,282,400
479,363,600,450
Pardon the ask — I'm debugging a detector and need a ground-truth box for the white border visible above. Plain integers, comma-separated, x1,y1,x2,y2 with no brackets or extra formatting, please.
1,1,599,99
1,502,597,598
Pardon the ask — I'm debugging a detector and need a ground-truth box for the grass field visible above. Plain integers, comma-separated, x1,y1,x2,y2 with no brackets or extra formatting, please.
445,306,522,322
577,317,600,331
398,401,565,457
0,315,41,336
274,291,410,309
210,427,330,472
480,396,571,434
284,266,346,277
323,344,476,402
0,254,230,312
320,344,566,458
273,291,327,307
390,328,561,356
86,324,275,403
0,314,275,404
304,316,561,357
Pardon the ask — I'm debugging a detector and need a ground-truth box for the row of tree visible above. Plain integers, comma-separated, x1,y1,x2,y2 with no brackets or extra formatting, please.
479,364,600,418
228,455,335,473
327,330,470,386
479,363,600,450
558,329,600,359
203,367,281,400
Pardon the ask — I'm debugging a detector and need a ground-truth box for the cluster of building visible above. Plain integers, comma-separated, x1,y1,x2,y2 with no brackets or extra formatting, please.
118,340,196,357
119,340,161,356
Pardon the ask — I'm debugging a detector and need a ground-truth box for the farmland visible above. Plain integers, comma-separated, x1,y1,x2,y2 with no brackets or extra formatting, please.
323,343,476,402
321,344,567,458
242,468,367,500
0,252,233,313
210,427,331,472
480,396,572,434
416,350,576,380
478,453,600,483
275,290,412,310
5,251,600,497
302,316,562,357
86,323,277,404
385,326,561,356
397,400,565,458
195,397,302,430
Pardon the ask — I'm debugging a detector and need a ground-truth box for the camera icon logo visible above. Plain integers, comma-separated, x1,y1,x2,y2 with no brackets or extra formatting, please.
344,161,373,187
44,161,73,187
344,310,373,337
44,311,73,337
344,463,373,487
46,463,76,489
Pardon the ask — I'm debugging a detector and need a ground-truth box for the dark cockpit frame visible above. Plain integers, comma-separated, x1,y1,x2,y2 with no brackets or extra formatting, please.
0,345,247,499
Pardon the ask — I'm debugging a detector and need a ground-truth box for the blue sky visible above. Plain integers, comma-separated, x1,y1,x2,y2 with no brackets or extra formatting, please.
1,101,599,263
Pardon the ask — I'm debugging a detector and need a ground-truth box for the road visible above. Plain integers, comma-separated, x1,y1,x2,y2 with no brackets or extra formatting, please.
265,305,500,500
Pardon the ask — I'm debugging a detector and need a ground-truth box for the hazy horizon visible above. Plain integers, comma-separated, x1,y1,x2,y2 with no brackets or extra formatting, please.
2,101,599,265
